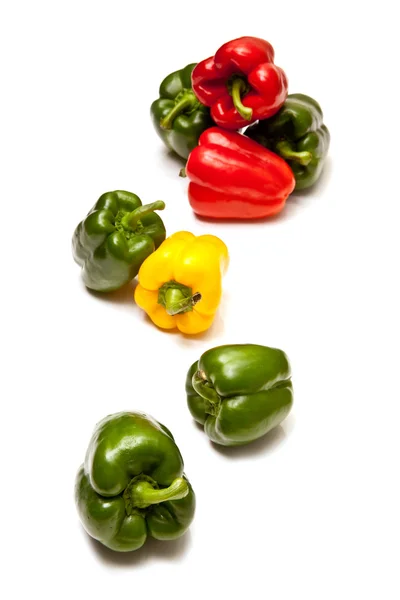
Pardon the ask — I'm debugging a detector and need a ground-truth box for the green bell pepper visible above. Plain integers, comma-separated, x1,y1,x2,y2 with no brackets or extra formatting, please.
151,63,213,160
186,344,293,446
75,412,196,553
245,93,330,190
72,190,166,292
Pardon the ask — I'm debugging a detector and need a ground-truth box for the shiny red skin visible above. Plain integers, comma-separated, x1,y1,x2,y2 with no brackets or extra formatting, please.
186,127,296,220
191,37,288,130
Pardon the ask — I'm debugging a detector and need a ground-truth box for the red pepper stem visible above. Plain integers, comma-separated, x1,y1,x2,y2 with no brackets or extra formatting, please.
120,201,165,230
160,95,195,130
231,78,253,121
275,141,312,166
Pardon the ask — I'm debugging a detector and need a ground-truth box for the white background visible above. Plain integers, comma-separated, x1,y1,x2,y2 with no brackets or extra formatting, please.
1,1,399,598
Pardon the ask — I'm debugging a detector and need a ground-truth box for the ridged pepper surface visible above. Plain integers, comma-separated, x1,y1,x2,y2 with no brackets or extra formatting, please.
75,412,196,552
72,190,166,292
245,93,330,190
186,344,293,446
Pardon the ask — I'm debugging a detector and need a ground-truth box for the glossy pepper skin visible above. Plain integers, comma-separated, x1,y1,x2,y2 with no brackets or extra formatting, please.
151,63,213,160
186,127,295,219
75,412,196,552
245,93,330,190
72,190,166,292
191,36,288,130
186,344,293,446
134,231,228,335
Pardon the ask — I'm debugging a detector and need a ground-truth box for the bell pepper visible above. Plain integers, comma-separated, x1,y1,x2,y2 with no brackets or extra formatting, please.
72,190,166,292
134,231,228,335
75,412,196,553
191,36,288,130
185,127,295,219
245,93,330,190
151,63,213,160
186,344,293,446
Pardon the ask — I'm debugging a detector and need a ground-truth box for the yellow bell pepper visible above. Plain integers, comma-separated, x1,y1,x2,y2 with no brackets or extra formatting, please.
134,231,229,334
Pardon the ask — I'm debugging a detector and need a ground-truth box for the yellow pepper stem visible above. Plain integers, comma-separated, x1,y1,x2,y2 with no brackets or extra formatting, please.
158,280,201,316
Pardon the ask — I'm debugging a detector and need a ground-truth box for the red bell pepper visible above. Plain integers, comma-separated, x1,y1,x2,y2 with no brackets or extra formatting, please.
191,36,288,130
185,127,296,220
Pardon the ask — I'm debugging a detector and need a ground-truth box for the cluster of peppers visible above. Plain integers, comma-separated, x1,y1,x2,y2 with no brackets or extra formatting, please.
152,36,330,218
73,36,328,554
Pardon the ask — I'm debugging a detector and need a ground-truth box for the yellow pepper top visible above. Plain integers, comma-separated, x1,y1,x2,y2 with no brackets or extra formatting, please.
134,231,229,334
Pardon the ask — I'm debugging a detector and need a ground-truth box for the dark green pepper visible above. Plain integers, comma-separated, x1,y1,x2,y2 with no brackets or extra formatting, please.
151,63,213,160
186,344,293,447
75,412,196,553
72,190,166,292
245,93,330,190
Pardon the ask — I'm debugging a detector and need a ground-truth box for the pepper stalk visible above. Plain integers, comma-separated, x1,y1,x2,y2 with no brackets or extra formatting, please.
230,77,253,121
120,201,165,231
124,475,189,511
158,281,202,316
160,91,200,130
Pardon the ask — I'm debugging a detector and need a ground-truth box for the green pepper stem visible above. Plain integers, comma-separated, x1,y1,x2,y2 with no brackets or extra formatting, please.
231,78,253,121
192,370,221,416
275,141,312,166
160,93,197,130
131,477,189,509
120,201,165,230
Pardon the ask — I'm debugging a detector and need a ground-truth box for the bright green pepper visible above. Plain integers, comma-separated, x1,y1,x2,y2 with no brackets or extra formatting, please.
245,93,330,190
150,63,213,160
186,344,293,446
75,412,196,553
72,190,166,292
